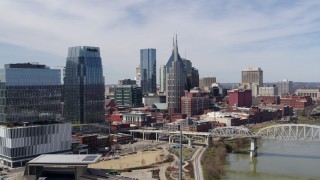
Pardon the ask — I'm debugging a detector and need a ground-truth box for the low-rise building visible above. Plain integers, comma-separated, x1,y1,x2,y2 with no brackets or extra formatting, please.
280,95,313,109
112,133,133,144
295,88,320,101
122,111,149,126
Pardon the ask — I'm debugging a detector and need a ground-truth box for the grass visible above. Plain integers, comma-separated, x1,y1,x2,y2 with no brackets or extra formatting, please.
172,147,194,159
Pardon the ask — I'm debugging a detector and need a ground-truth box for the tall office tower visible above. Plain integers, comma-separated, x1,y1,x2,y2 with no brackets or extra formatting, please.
0,63,71,167
200,76,216,91
135,66,141,87
241,67,263,87
159,65,166,92
166,36,186,114
278,79,293,95
64,46,105,124
182,58,199,91
140,48,156,95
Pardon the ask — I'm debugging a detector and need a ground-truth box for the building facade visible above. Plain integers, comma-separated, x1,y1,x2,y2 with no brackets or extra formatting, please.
0,63,71,168
140,49,156,95
259,86,278,96
0,63,62,124
114,85,143,108
228,89,252,107
166,36,186,114
295,89,320,101
181,92,210,117
0,123,71,168
64,46,105,124
199,76,216,90
182,58,199,91
159,65,166,92
280,95,313,109
278,79,293,95
118,79,136,86
241,67,263,87
135,66,141,87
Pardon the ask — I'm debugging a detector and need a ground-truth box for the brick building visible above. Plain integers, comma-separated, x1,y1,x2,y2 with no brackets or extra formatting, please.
228,89,252,107
181,92,211,117
258,96,280,105
280,95,313,109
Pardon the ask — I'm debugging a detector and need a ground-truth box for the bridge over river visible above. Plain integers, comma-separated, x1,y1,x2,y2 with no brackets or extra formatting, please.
130,124,320,157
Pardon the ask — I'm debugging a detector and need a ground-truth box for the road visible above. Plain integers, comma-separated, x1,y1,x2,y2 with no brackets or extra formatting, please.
192,146,205,180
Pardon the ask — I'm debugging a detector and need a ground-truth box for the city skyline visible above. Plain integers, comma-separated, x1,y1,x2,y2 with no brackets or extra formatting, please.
0,0,320,83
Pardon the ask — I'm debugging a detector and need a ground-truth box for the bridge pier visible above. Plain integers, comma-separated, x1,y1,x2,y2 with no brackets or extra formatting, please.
250,138,258,157
188,139,193,147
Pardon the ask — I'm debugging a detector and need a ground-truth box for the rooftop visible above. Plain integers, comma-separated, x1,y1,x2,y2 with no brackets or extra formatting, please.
29,154,101,165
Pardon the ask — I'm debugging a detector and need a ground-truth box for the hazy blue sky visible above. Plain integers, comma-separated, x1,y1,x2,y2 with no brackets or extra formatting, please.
0,0,319,83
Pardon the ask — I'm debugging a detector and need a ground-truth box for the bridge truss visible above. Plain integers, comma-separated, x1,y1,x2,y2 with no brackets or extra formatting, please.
210,126,255,138
256,124,320,141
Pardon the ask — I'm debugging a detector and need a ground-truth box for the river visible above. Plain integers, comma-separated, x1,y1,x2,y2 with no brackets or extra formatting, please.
224,140,320,180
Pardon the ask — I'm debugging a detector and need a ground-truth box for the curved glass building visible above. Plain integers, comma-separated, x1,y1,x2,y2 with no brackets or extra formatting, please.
64,46,105,124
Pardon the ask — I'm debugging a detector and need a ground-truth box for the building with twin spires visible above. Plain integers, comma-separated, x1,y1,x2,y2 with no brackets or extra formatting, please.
166,36,187,114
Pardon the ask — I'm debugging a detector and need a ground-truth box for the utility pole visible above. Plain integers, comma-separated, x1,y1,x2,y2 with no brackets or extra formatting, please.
179,125,183,180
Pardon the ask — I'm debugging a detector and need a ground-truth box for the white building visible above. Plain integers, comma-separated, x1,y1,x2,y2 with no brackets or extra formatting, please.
296,89,320,101
259,86,278,96
278,79,293,95
0,122,72,168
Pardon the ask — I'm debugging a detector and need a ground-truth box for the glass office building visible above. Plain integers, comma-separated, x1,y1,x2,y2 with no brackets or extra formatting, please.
0,63,62,124
140,49,156,95
64,46,105,124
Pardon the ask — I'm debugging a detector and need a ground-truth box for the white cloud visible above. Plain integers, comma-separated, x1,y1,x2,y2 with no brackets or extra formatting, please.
0,0,319,83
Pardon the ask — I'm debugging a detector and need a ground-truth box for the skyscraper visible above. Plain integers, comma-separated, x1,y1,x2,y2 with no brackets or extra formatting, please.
278,79,293,95
64,46,105,124
199,76,216,89
135,66,141,87
241,67,263,87
182,58,199,91
159,65,166,92
140,48,156,95
166,36,186,114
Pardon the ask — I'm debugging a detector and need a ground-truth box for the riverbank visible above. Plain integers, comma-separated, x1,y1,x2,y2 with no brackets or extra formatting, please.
201,138,251,180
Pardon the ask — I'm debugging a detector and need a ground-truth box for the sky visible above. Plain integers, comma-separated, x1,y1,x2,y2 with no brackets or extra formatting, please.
0,0,319,84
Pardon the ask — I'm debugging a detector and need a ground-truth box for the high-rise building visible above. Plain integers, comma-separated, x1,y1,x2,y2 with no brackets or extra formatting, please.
114,85,143,108
200,76,216,92
64,46,105,124
278,79,293,95
159,65,166,92
200,76,216,88
166,36,186,114
140,49,156,95
241,67,263,87
135,66,141,87
0,63,62,124
191,67,199,88
0,63,71,167
182,58,199,91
